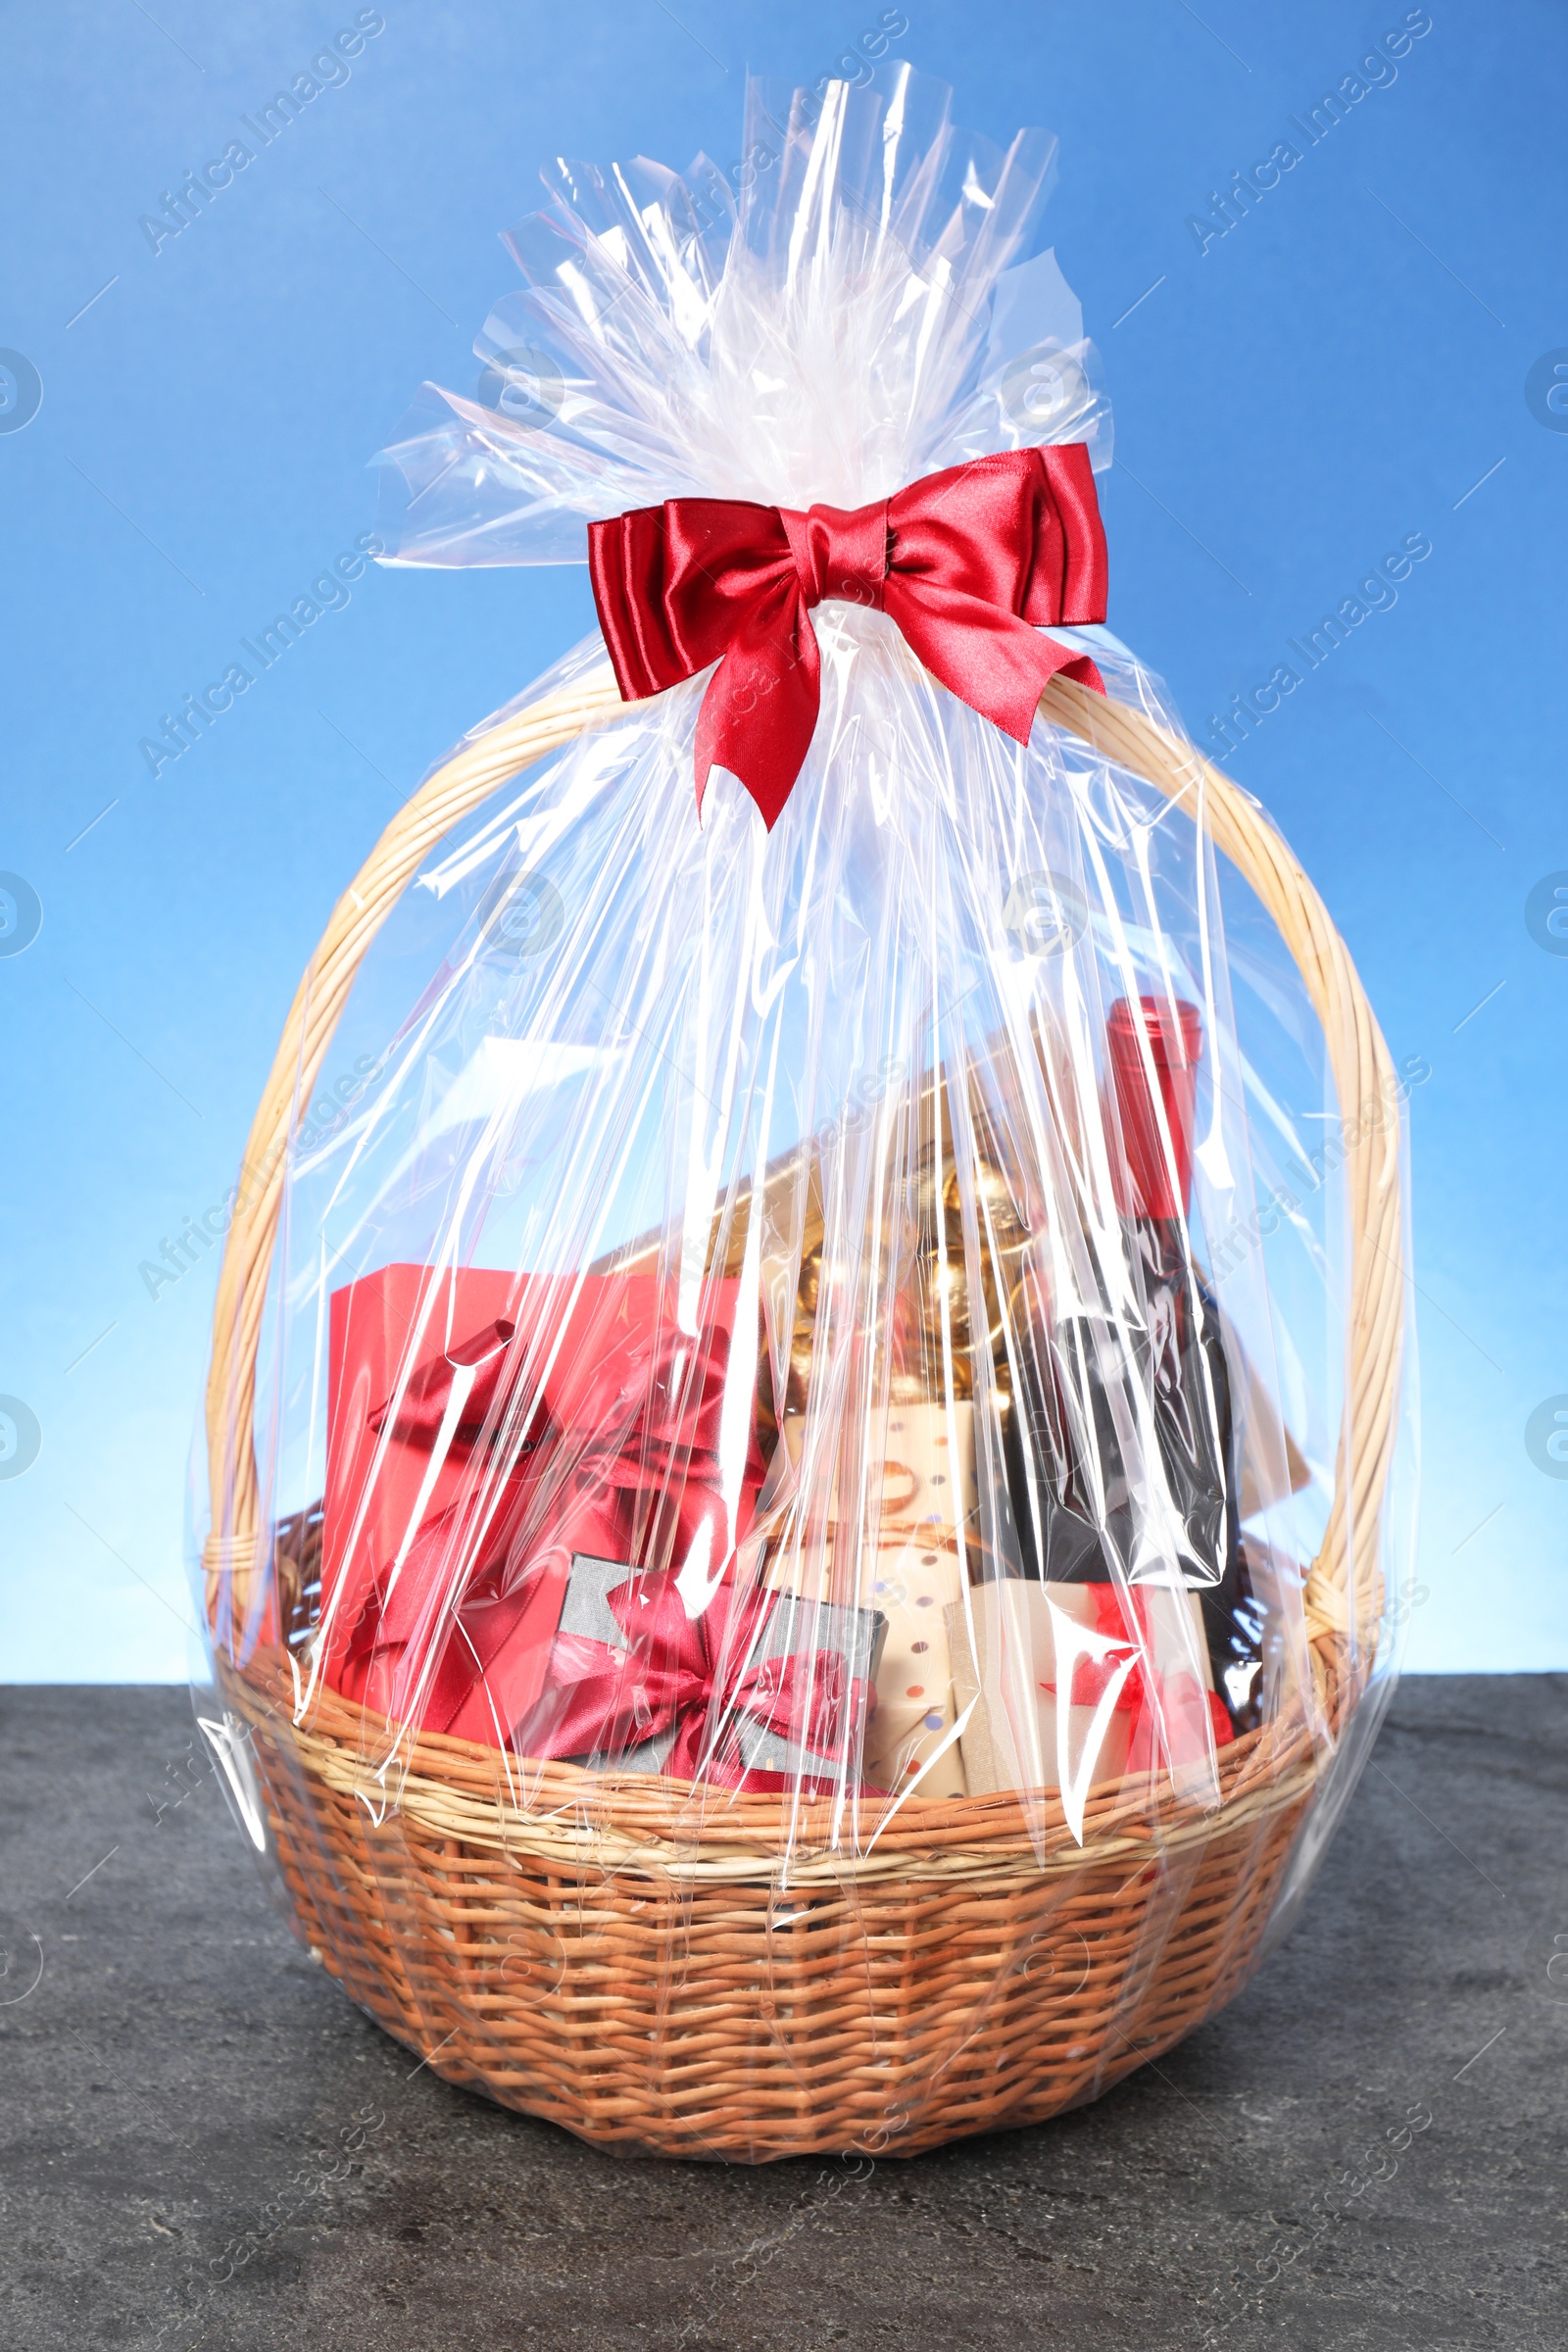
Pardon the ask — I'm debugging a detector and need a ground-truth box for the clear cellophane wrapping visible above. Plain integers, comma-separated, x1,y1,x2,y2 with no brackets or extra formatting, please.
201,66,1411,1896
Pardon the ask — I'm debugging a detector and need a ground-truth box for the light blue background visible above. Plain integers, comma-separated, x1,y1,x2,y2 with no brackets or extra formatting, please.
2,0,1563,1679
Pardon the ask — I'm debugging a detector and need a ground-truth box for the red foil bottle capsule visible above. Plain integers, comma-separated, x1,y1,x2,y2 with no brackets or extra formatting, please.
1105,995,1203,1224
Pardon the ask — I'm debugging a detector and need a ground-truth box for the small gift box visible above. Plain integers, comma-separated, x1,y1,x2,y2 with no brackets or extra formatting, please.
767,1400,975,1798
947,1578,1233,1823
516,1550,887,1792
318,1266,765,1746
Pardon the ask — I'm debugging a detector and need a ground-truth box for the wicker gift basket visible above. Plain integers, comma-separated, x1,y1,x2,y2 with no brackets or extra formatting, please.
196,72,1408,2163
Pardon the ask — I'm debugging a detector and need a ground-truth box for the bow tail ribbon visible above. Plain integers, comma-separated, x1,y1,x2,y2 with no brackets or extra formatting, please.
693,584,821,828
883,576,1102,753
677,1644,868,1791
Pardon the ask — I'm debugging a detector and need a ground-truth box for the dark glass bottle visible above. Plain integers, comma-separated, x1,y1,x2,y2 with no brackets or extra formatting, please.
999,996,1263,1733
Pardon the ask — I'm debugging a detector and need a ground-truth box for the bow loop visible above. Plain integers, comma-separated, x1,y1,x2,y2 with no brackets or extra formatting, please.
368,1316,517,1449
587,445,1108,830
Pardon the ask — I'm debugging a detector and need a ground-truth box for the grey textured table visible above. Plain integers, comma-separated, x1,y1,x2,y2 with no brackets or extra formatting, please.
1,1677,1562,2350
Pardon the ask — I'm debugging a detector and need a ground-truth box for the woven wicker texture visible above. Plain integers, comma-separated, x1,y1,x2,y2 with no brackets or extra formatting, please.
203,668,1405,2158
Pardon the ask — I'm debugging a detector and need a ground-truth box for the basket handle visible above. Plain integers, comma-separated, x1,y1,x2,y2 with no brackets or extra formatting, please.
203,667,1404,1674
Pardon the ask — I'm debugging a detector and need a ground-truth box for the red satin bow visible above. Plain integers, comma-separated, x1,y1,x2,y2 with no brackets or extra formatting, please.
588,445,1109,828
522,1568,870,1793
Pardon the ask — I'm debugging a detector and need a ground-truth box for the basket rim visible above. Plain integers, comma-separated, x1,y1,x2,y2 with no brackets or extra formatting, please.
221,1638,1323,1887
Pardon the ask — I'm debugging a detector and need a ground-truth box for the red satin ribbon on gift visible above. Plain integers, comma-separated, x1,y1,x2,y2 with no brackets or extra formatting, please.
328,1291,765,1744
525,1566,870,1794
1042,1586,1234,1766
587,445,1109,829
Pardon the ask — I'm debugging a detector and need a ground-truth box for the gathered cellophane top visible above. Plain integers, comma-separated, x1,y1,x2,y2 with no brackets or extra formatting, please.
205,65,1410,1904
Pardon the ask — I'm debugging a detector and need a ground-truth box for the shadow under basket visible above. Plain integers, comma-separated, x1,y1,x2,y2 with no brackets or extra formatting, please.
202,667,1405,2162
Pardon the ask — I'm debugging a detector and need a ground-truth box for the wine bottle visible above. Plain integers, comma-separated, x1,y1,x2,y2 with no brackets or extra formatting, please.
999,997,1262,1733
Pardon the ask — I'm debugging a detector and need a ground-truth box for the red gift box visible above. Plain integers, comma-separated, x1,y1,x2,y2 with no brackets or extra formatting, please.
322,1261,519,1647
318,1264,766,1747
